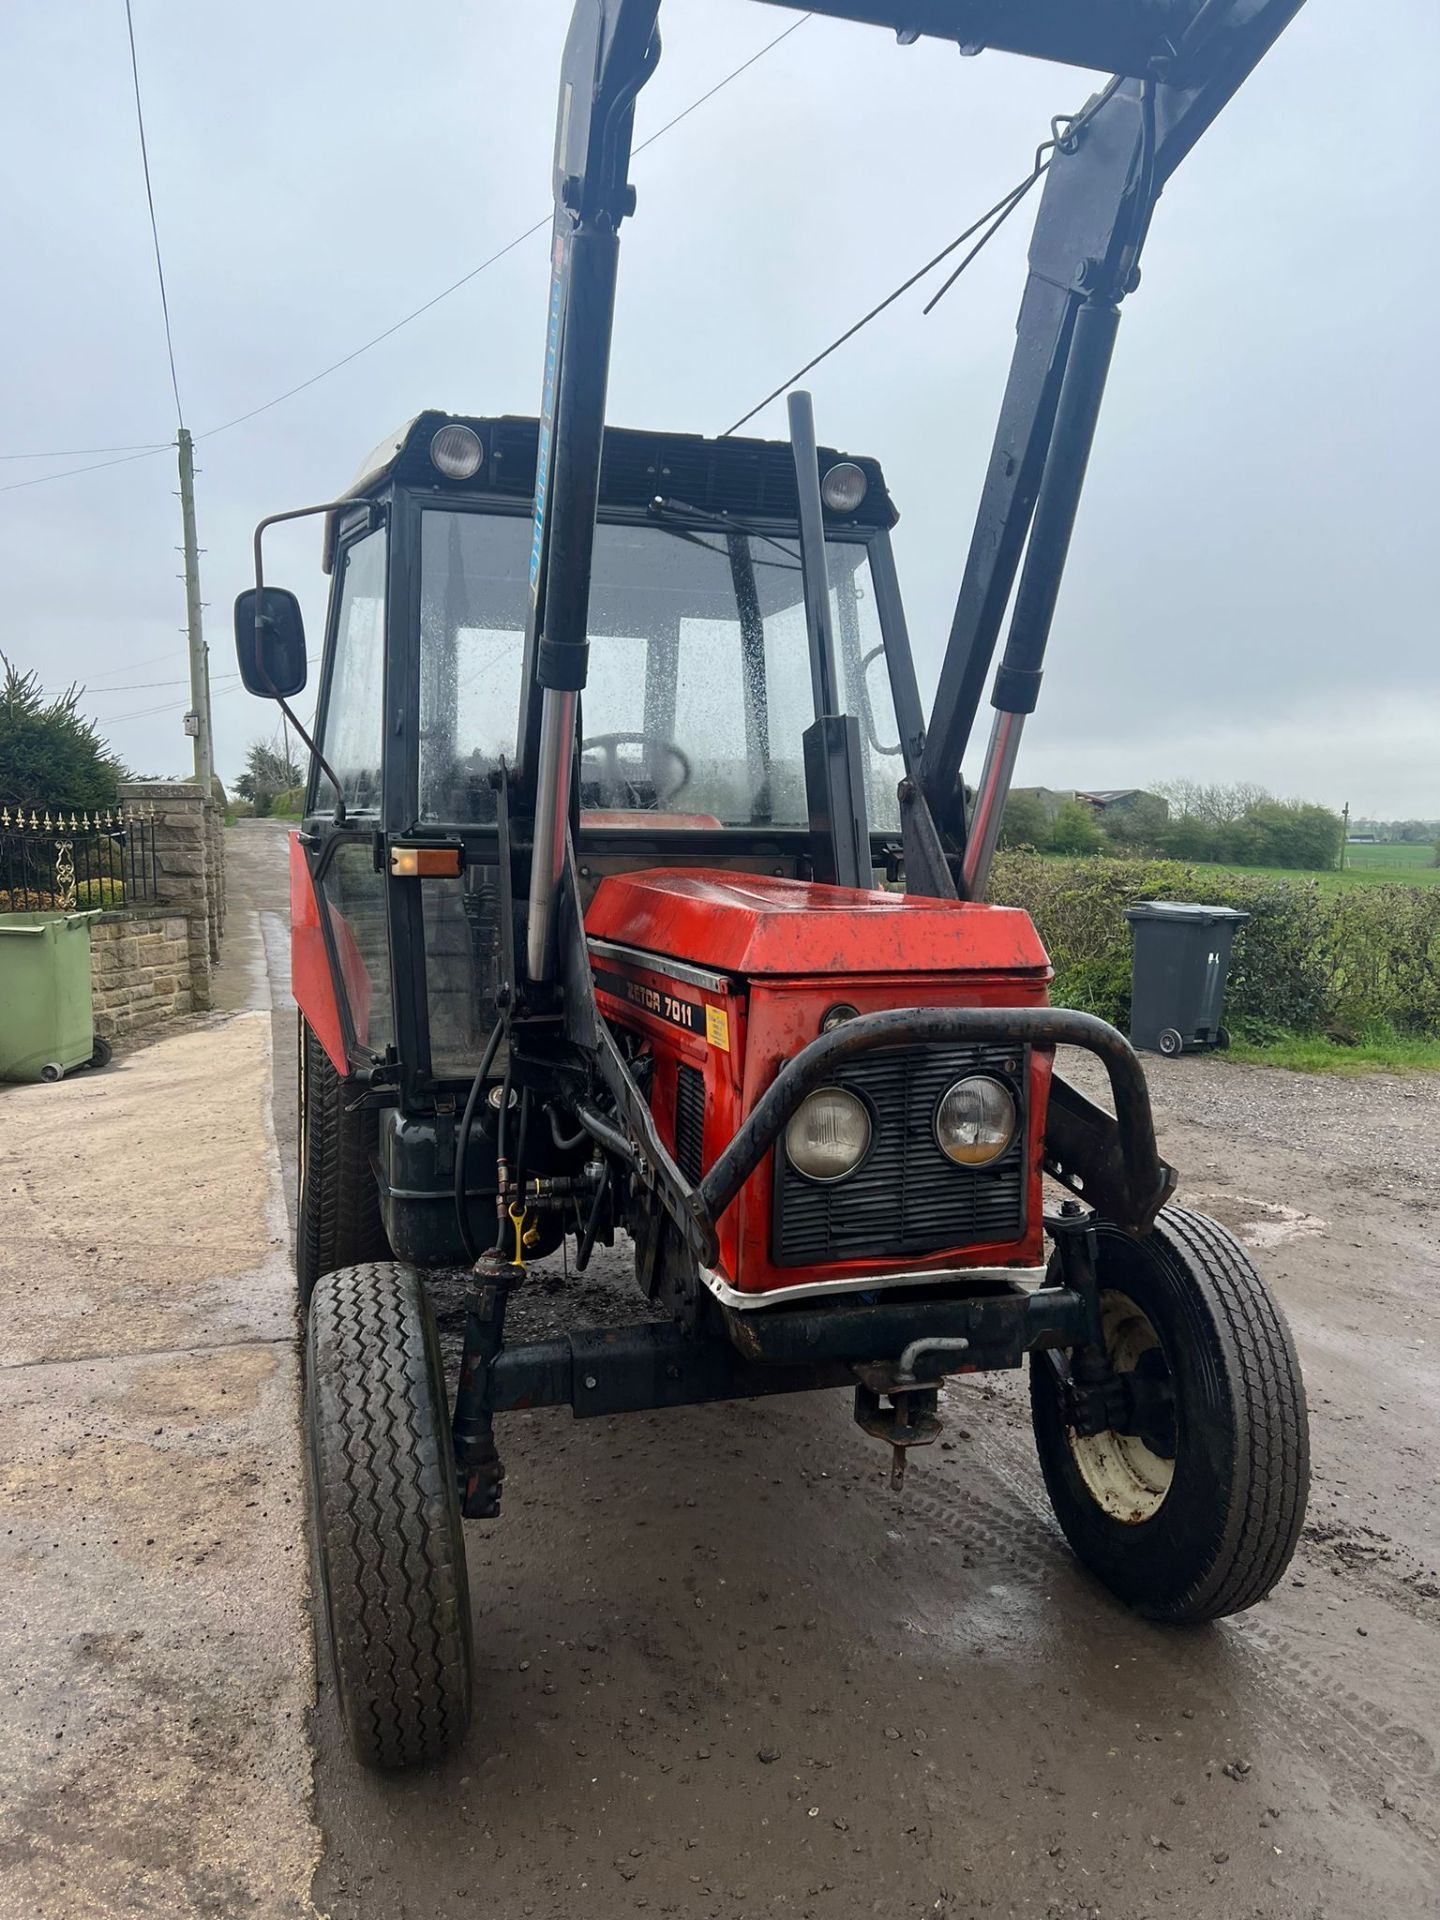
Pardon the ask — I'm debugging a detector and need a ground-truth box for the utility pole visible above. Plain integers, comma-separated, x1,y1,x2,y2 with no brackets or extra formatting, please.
177,427,214,797
1340,799,1349,870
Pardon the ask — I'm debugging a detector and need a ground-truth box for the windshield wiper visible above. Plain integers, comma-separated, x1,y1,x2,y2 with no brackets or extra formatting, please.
648,495,800,570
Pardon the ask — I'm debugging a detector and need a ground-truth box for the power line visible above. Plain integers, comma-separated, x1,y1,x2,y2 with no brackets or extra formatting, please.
0,442,174,496
193,220,551,443
194,13,814,444
98,680,245,726
123,0,185,427
1,17,813,475
0,442,170,461
82,646,198,682
722,78,1124,437
87,672,240,696
632,12,809,156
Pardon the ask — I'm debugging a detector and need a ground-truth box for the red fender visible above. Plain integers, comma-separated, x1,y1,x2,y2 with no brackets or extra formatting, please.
289,832,347,1074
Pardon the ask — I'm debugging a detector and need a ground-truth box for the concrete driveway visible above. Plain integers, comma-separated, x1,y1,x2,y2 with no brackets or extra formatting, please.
0,821,315,1918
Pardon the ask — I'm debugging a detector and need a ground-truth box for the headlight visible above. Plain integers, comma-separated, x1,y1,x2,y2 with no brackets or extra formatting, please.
820,1003,858,1034
430,423,483,480
935,1075,1017,1167
784,1087,871,1184
820,461,867,514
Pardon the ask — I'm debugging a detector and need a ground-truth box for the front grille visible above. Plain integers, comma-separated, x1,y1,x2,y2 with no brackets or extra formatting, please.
674,1064,706,1185
773,1044,1026,1266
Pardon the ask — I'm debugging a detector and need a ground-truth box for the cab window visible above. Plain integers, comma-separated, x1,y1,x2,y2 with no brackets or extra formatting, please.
315,527,387,813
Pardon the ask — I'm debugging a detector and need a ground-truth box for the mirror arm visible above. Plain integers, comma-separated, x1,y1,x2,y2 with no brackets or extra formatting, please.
252,498,370,828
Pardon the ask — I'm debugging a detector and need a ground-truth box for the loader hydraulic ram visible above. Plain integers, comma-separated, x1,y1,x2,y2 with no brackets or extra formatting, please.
238,0,1310,1771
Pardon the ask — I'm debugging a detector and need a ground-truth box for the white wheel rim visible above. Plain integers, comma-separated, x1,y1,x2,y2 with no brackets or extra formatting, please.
1067,1290,1175,1524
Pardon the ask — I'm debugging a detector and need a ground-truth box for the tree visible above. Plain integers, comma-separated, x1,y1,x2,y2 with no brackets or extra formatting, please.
1049,799,1104,856
0,656,126,812
1153,779,1268,829
1101,792,1168,852
997,790,1051,850
1237,799,1343,870
234,734,303,817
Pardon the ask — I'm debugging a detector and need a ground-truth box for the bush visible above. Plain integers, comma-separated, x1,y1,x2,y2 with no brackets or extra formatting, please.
1049,800,1104,857
1151,794,1343,870
989,852,1440,1039
270,785,305,818
997,791,1050,851
0,657,125,812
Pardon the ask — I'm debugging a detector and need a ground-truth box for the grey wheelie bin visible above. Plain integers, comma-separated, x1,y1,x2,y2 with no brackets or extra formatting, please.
1124,900,1250,1057
0,910,108,1084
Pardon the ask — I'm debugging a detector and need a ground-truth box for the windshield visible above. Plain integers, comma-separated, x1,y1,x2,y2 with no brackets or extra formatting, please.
416,509,902,831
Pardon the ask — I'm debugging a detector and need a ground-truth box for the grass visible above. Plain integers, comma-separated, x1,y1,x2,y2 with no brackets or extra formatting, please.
1227,1032,1440,1075
1343,841,1436,869
1214,857,1440,893
1034,850,1440,890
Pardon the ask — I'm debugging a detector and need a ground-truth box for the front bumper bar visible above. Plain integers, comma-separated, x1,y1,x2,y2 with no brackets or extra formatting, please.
688,1005,1174,1243
477,1280,1090,1421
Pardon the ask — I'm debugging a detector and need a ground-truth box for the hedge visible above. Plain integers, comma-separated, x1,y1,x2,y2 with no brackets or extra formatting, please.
988,853,1440,1040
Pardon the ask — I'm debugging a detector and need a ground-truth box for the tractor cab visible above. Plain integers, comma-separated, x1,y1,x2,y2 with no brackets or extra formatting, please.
266,408,936,1265
297,422,911,1056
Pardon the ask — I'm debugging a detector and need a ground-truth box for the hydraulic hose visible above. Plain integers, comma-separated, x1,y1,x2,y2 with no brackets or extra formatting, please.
491,1059,516,1255
453,1019,505,1266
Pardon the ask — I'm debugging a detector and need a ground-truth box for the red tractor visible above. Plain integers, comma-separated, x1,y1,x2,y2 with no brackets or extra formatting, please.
238,0,1309,1770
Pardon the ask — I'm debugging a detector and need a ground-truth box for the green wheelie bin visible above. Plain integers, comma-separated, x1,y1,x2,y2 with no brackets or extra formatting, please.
0,910,110,1084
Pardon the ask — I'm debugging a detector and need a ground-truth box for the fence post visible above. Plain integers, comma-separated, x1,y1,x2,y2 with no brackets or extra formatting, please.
119,780,222,1010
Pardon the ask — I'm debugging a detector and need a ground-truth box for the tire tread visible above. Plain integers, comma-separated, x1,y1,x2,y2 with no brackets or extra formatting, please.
299,1020,391,1308
308,1262,471,1768
1160,1206,1309,1618
1030,1205,1309,1624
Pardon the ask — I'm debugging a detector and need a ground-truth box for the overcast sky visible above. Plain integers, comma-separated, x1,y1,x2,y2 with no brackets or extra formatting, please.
2,1,1435,816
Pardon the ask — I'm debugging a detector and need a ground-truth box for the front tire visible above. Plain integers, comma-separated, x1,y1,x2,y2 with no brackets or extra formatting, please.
1029,1207,1308,1622
297,1016,391,1310
307,1262,473,1769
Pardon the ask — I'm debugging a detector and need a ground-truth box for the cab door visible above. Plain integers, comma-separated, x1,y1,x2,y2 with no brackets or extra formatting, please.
297,518,396,1072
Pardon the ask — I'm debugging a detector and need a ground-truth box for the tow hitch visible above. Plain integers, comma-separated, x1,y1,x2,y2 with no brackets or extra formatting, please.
853,1384,941,1492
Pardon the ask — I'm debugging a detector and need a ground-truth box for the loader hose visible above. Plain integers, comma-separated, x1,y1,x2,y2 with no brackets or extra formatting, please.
454,1018,506,1266
490,1059,516,1256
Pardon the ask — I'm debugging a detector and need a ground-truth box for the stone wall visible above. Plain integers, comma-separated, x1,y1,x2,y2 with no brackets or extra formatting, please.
90,909,195,1041
84,781,225,1040
119,780,223,1013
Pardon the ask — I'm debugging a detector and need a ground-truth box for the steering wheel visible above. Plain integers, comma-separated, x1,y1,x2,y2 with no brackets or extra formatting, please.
581,731,692,808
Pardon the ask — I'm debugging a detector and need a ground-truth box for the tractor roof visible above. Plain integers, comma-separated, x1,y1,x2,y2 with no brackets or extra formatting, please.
344,410,898,529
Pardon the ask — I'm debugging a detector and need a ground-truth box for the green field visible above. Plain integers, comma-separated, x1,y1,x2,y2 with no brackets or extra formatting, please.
1344,840,1434,865
1036,848,1440,890
1212,851,1440,891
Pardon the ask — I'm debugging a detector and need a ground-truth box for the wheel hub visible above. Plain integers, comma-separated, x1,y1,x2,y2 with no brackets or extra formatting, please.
1066,1290,1176,1524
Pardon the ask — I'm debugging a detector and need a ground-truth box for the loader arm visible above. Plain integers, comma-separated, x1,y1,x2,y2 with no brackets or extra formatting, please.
517,0,1305,976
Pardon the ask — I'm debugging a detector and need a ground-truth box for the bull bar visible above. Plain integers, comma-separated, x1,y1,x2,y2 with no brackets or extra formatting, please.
688,1005,1174,1242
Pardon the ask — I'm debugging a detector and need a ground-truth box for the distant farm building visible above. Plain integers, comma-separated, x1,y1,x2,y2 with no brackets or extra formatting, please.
1074,789,1169,821
1012,787,1169,824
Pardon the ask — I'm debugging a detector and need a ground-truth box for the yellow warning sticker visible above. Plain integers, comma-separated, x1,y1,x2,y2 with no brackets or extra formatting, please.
705,1004,730,1052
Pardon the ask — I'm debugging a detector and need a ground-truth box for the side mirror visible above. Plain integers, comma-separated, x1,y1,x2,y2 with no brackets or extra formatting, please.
234,586,307,698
